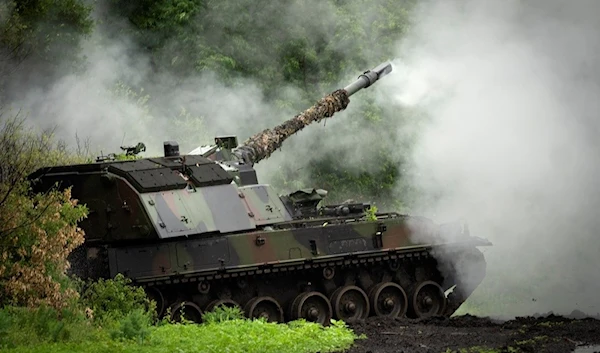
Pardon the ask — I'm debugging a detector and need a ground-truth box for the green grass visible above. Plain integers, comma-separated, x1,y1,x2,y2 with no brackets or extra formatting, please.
0,305,360,353
3,319,358,353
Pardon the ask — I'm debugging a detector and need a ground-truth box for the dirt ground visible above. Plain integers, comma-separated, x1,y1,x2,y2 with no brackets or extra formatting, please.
344,311,600,353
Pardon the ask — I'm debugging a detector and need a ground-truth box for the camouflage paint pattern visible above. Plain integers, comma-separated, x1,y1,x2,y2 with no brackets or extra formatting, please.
29,152,489,284
138,183,296,239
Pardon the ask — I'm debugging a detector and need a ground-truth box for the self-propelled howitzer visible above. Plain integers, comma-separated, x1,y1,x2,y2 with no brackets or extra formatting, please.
28,62,490,325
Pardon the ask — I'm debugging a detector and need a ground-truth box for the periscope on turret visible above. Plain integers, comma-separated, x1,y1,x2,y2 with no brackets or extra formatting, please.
231,62,393,166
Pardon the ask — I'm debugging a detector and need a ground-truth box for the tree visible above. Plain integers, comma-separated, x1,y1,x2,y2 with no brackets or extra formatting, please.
0,112,88,309
0,0,93,97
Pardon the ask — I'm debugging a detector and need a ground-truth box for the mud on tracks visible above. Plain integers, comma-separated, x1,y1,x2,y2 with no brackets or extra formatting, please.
343,313,600,353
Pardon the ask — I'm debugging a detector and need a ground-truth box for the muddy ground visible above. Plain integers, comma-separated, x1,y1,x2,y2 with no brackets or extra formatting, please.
344,311,600,353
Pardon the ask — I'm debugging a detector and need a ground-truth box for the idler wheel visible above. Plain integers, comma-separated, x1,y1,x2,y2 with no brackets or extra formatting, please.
244,296,284,323
409,281,447,318
145,286,165,318
290,291,332,326
169,301,203,323
330,285,370,322
368,282,408,318
205,299,241,313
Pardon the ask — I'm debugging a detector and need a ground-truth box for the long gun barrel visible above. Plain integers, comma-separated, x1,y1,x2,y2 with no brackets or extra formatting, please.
343,62,393,96
232,62,393,165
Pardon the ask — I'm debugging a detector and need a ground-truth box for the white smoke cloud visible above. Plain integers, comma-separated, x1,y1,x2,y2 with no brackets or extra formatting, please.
3,0,406,176
8,0,600,319
1,1,316,157
381,0,600,317
4,33,301,157
13,35,157,150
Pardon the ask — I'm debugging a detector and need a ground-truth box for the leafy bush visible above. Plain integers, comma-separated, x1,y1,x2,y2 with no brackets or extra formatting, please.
0,115,88,310
80,274,155,324
0,276,154,348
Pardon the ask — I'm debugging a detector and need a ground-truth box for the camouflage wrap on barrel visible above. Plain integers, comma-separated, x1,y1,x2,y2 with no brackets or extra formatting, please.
233,89,351,165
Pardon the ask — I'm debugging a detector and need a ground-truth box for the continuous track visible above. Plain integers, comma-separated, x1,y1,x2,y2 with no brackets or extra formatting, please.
139,244,486,324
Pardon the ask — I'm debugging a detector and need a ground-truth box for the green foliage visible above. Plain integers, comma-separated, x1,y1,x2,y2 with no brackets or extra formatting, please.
0,0,93,86
365,205,378,221
1,295,359,353
201,304,245,324
0,114,89,309
153,318,358,353
304,152,403,207
80,274,154,323
0,309,10,338
125,0,203,31
0,305,98,349
109,309,152,343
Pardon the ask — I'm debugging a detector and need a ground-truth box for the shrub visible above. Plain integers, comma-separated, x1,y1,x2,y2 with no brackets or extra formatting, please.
109,308,152,343
0,114,88,310
80,274,155,324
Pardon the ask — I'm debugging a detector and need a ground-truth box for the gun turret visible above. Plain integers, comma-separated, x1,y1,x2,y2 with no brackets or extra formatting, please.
231,62,393,165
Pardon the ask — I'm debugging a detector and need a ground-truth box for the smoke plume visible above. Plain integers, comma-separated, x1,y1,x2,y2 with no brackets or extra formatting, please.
2,0,410,184
6,0,600,319
381,0,600,318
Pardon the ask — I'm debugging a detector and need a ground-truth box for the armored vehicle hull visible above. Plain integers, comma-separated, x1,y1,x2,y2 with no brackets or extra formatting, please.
30,154,490,324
